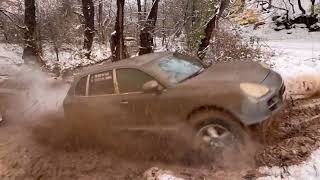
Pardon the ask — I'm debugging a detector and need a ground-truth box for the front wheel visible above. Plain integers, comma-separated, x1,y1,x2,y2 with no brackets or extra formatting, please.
190,110,247,153
0,109,5,124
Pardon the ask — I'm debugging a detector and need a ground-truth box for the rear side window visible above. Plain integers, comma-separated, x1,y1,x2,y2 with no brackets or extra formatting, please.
89,70,114,95
117,68,154,93
75,76,88,96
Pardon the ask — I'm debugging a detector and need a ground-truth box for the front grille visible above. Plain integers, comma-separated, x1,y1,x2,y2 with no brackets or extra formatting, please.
268,95,278,111
280,84,286,96
267,84,285,111
267,96,275,106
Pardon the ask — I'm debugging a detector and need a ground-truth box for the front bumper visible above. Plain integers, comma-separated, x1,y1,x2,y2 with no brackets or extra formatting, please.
239,71,285,125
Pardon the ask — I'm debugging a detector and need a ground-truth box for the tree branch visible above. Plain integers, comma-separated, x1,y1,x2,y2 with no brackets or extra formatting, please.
0,8,26,30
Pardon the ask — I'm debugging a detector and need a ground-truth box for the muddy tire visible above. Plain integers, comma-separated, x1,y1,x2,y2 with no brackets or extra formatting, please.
189,110,247,154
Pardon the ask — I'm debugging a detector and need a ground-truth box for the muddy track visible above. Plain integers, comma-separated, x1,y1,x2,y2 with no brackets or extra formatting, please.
255,97,320,167
0,97,320,179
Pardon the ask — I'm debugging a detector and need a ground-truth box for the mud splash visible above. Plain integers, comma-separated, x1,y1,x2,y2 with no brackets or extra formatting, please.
285,74,320,98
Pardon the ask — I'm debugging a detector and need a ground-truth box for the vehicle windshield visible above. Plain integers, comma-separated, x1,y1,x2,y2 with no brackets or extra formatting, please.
155,56,204,84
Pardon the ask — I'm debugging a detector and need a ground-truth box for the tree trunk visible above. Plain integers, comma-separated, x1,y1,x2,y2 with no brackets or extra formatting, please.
184,0,195,34
82,0,95,59
137,0,143,24
23,0,37,63
111,0,127,61
310,0,316,15
62,0,72,17
298,0,306,14
98,0,106,44
139,0,160,55
144,0,147,13
184,0,196,47
288,0,295,14
197,0,230,60
267,0,272,9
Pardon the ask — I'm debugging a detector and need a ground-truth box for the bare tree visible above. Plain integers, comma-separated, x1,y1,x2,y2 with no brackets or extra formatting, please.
82,0,95,58
62,0,72,17
111,0,127,61
97,0,107,44
139,0,160,55
310,0,316,15
267,0,272,9
197,0,230,60
144,0,147,13
137,0,143,23
297,0,306,14
23,0,37,63
184,0,195,35
288,0,295,14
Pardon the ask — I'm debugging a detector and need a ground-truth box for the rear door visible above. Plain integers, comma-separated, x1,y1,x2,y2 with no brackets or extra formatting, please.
66,70,126,129
64,75,89,120
85,69,126,129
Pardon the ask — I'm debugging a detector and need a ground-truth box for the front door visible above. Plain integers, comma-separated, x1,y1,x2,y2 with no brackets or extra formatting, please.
115,68,165,131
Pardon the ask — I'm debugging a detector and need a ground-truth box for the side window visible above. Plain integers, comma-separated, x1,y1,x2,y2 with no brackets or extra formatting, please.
89,70,114,95
117,68,154,93
75,75,88,96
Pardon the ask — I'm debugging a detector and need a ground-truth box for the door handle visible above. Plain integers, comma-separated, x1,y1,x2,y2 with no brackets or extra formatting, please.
120,100,129,105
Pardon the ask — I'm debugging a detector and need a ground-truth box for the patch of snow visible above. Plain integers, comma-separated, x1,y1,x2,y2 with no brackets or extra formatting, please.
0,44,23,76
0,42,111,75
154,33,188,53
144,167,185,180
0,44,23,65
238,4,320,79
265,38,320,78
43,43,111,71
258,149,320,180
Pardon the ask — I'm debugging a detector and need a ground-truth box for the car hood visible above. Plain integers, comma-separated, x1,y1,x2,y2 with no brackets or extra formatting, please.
179,61,270,86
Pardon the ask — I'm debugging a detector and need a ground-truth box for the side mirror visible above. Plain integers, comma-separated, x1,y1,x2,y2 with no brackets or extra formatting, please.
142,80,161,93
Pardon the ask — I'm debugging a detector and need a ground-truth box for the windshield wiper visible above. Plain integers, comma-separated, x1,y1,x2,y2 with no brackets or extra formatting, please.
181,67,205,82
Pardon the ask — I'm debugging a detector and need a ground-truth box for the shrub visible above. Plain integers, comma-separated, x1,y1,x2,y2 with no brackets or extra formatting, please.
205,30,261,63
313,3,320,15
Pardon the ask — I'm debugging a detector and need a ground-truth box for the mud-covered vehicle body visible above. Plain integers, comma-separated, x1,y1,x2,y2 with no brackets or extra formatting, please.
64,52,285,149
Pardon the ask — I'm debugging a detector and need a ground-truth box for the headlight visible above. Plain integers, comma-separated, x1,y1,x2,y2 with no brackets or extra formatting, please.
240,83,270,98
259,62,270,69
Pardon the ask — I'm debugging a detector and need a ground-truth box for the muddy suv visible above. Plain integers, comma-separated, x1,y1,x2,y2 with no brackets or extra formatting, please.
64,52,285,149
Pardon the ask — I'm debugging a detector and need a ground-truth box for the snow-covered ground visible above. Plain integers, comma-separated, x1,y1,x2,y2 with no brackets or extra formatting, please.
259,149,320,180
241,23,320,79
0,44,23,75
255,35,320,178
0,43,111,74
266,39,320,78
42,43,111,71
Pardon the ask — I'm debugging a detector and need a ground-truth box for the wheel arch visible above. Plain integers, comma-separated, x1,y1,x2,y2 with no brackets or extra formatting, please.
185,105,245,127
